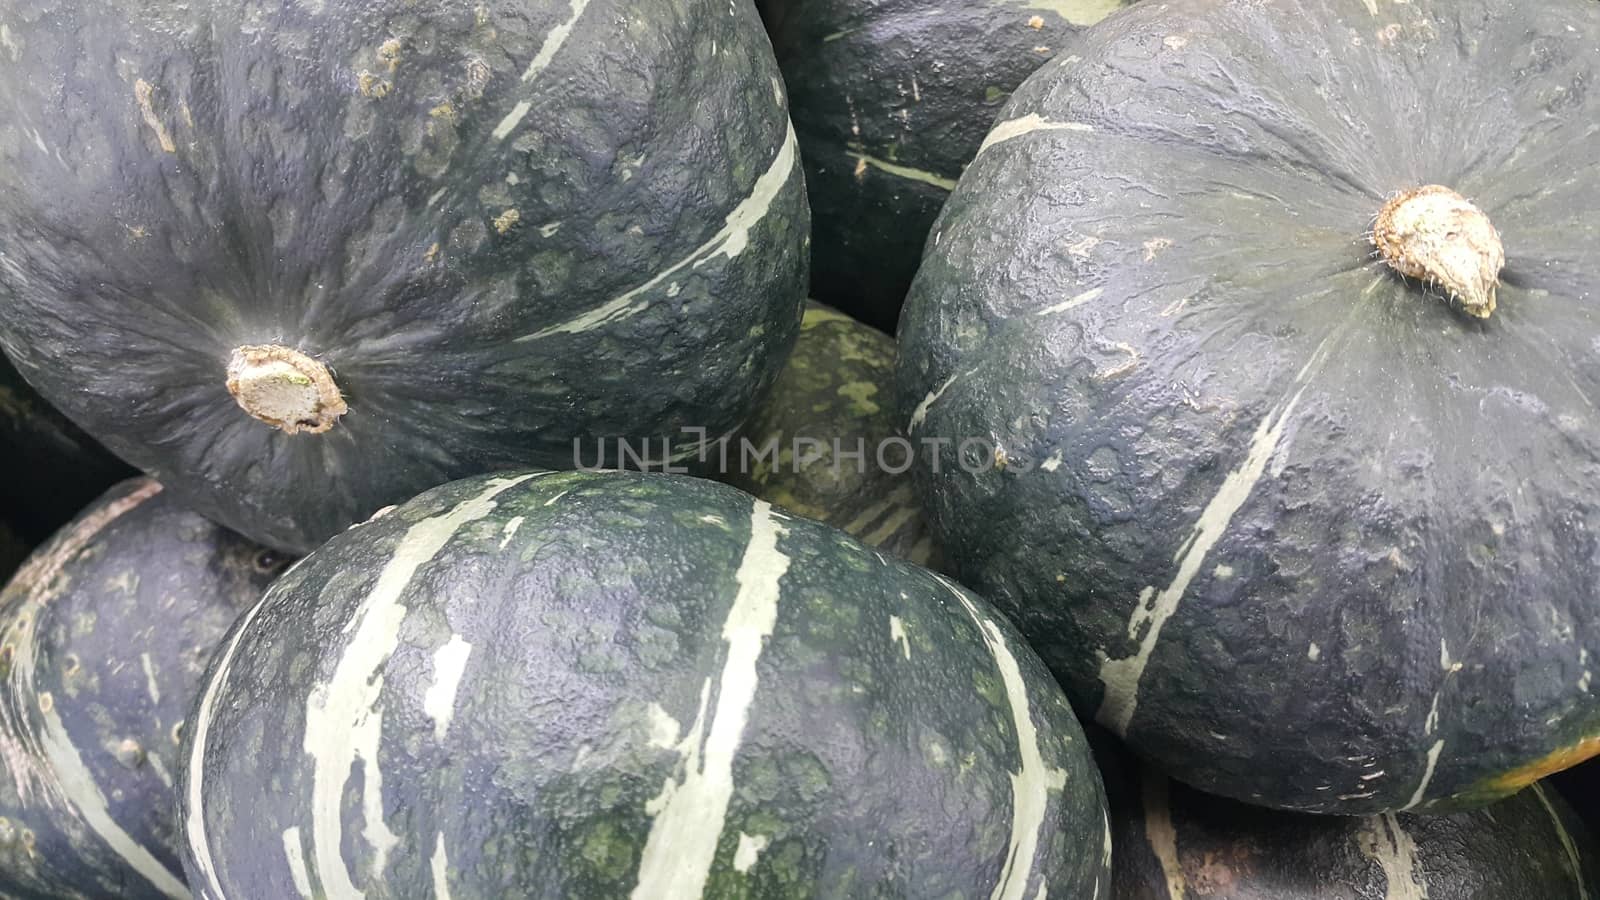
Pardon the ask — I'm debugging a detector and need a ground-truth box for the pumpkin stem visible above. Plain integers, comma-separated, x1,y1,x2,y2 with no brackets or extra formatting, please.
1373,185,1504,319
226,344,347,435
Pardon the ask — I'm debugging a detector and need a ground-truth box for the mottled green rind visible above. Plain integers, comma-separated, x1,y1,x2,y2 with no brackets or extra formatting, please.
0,479,285,899
1092,731,1600,899
719,302,940,567
0,351,135,543
0,0,808,554
896,0,1600,814
180,470,1108,899
758,0,1135,330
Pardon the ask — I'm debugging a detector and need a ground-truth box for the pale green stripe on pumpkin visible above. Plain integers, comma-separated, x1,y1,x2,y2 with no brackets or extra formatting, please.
491,0,597,140
631,500,792,899
1355,814,1428,900
845,151,958,191
1013,0,1129,27
1531,784,1591,900
283,827,313,899
518,124,800,341
940,575,1068,900
978,114,1095,156
432,833,455,900
302,474,539,899
1097,331,1338,736
1140,773,1187,900
31,686,189,897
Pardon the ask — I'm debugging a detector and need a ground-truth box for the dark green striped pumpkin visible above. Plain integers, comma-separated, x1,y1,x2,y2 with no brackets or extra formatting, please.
0,479,286,899
720,302,940,567
0,0,809,554
896,0,1600,814
1099,742,1600,899
757,0,1135,330
179,470,1108,899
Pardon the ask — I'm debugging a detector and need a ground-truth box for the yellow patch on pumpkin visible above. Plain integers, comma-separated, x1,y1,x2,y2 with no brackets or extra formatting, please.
1480,734,1600,795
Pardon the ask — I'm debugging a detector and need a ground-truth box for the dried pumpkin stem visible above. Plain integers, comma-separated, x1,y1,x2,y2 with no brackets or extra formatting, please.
226,344,347,434
1373,185,1505,319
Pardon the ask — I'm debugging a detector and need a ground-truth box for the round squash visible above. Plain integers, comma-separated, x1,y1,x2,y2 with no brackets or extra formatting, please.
0,0,809,553
1099,741,1600,899
0,479,287,899
1,351,135,543
758,0,1134,330
719,302,939,567
896,0,1600,814
179,470,1109,899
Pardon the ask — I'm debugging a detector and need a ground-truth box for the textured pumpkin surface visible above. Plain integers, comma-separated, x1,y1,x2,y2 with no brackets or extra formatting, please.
0,479,285,899
0,352,135,543
896,0,1600,814
758,0,1134,330
179,470,1109,899
721,302,939,567
1097,738,1600,900
0,0,809,553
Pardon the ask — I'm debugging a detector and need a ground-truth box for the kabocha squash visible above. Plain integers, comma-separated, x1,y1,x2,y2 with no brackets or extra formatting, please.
757,0,1135,330
1099,742,1600,899
896,0,1600,814
0,0,809,554
0,352,135,543
179,470,1109,899
0,479,287,899
719,302,940,567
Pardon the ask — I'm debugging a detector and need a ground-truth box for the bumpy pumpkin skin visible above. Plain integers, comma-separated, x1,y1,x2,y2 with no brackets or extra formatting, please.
758,0,1134,331
1096,738,1600,900
1,352,135,543
720,302,941,567
0,0,809,554
896,0,1600,814
179,470,1110,900
0,479,286,899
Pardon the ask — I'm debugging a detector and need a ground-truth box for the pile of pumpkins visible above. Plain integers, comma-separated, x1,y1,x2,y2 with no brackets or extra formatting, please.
2,0,1598,897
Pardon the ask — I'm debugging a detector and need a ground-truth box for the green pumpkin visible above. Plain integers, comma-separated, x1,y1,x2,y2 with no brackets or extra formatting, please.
720,302,939,567
180,470,1108,899
0,479,286,899
897,0,1600,814
758,0,1135,330
1096,736,1600,899
0,0,809,554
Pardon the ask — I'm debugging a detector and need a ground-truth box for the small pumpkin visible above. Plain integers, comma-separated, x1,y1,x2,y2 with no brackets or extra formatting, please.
0,479,286,899
0,351,135,543
0,0,809,554
897,0,1600,813
719,302,940,566
757,0,1135,330
180,470,1108,899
